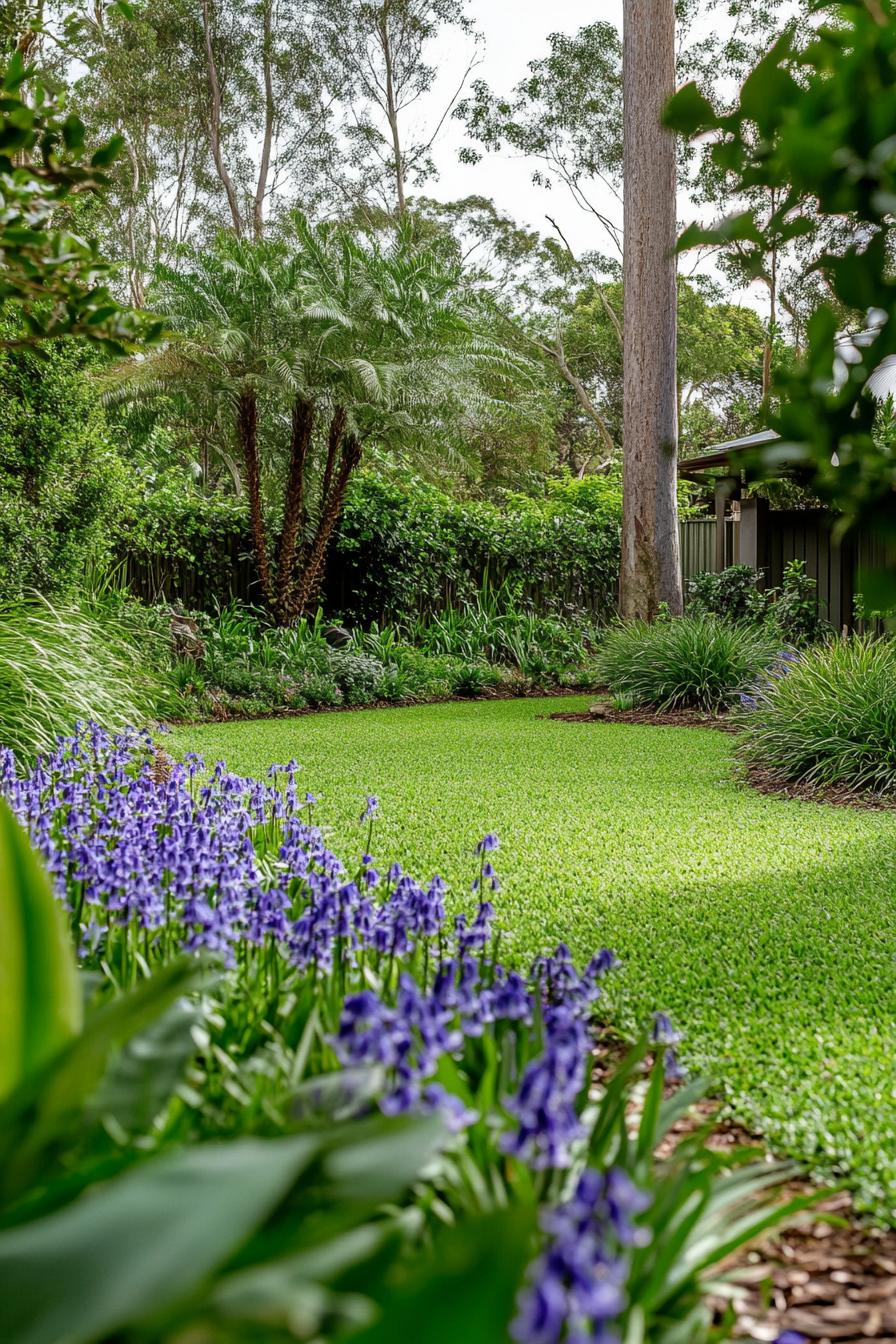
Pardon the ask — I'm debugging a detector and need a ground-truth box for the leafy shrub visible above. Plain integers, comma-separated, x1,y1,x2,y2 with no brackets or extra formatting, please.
0,730,812,1343
596,615,780,711
449,660,502,696
773,558,827,646
326,649,387,704
688,560,827,646
119,478,254,610
204,655,291,702
687,564,767,623
0,335,128,602
738,636,896,794
0,598,164,760
298,669,343,707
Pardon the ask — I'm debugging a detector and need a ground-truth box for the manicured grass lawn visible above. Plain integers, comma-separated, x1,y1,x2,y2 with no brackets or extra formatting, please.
170,696,896,1218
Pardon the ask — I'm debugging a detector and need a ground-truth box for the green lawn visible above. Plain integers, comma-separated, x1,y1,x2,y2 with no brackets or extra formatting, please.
170,696,896,1218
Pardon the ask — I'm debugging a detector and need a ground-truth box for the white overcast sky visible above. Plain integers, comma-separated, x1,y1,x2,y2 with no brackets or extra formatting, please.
429,1,620,257
418,0,766,305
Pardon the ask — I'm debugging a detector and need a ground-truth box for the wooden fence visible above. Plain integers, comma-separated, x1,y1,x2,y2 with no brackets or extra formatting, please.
681,504,896,628
122,541,618,623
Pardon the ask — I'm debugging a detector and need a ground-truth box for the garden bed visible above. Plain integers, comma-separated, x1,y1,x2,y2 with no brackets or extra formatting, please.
172,682,596,725
547,702,740,731
741,764,896,813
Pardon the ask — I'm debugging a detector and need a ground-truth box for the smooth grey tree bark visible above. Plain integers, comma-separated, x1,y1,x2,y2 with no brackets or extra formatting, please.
620,0,683,618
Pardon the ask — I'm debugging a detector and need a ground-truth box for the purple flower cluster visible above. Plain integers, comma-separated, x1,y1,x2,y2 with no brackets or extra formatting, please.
512,1167,650,1344
2,723,621,1169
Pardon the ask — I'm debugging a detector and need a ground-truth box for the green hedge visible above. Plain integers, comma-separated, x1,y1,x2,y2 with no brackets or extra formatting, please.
120,476,255,608
120,470,622,623
325,471,621,624
0,336,128,600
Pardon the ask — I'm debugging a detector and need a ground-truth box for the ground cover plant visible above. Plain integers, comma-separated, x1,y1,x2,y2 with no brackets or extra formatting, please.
738,636,896,796
163,595,602,722
0,724,810,1344
595,614,780,712
170,698,896,1220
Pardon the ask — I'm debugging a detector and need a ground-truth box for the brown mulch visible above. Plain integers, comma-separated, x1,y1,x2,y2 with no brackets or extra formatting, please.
740,763,896,813
727,1189,896,1343
547,701,741,732
665,1104,896,1343
590,1036,896,1342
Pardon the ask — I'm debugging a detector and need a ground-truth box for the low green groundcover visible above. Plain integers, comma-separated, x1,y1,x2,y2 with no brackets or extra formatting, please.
172,696,896,1219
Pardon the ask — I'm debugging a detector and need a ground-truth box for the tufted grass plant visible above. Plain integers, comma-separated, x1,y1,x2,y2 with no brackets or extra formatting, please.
0,596,164,761
595,614,780,711
738,634,896,794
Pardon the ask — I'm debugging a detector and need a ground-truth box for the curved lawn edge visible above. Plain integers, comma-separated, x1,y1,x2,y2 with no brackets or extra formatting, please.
169,697,896,1220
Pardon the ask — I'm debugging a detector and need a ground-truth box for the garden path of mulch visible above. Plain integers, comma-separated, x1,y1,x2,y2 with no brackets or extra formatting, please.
591,1035,896,1343
741,763,896,813
679,1111,896,1343
546,703,741,731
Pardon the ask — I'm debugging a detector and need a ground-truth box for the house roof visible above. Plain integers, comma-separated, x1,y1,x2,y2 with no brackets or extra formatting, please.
677,429,780,476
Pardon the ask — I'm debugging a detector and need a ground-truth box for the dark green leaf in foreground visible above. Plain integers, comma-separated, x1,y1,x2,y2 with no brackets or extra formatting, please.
0,1132,322,1344
0,801,81,1102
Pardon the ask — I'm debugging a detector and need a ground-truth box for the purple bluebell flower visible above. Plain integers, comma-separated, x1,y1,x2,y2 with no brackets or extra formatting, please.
512,1167,649,1344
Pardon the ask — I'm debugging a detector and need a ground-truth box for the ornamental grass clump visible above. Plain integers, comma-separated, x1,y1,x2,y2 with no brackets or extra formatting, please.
0,597,164,762
596,614,780,712
738,635,896,795
0,725,815,1344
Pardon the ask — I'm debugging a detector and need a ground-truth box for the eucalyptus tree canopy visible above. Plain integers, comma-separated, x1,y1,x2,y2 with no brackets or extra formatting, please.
313,0,481,218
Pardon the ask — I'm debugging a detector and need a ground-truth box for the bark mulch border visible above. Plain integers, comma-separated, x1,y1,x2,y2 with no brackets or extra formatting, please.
547,702,896,812
591,1035,896,1342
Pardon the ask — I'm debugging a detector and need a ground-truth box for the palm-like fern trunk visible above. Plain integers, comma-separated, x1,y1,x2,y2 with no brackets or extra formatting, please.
238,390,274,608
274,398,314,623
282,415,361,623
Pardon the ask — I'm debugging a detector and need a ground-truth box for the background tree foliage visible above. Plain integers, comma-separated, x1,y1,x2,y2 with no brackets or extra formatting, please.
667,0,896,598
0,44,157,350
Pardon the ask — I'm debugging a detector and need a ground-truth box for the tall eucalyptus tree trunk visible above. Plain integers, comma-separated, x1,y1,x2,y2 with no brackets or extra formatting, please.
621,0,683,619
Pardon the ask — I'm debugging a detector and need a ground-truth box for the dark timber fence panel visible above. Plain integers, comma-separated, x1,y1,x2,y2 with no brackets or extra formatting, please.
679,510,889,630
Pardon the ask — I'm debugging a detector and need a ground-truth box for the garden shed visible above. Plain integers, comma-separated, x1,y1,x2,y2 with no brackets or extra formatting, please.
678,430,896,629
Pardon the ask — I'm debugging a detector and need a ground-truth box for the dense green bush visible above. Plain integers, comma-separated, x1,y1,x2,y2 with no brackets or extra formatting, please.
738,636,896,794
686,564,767,624
330,470,622,625
120,475,254,607
687,559,827,646
326,649,388,704
0,598,165,760
0,334,128,601
596,614,780,711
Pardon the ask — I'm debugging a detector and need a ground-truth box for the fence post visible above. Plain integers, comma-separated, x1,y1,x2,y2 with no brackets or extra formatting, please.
738,496,769,584
714,477,739,572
